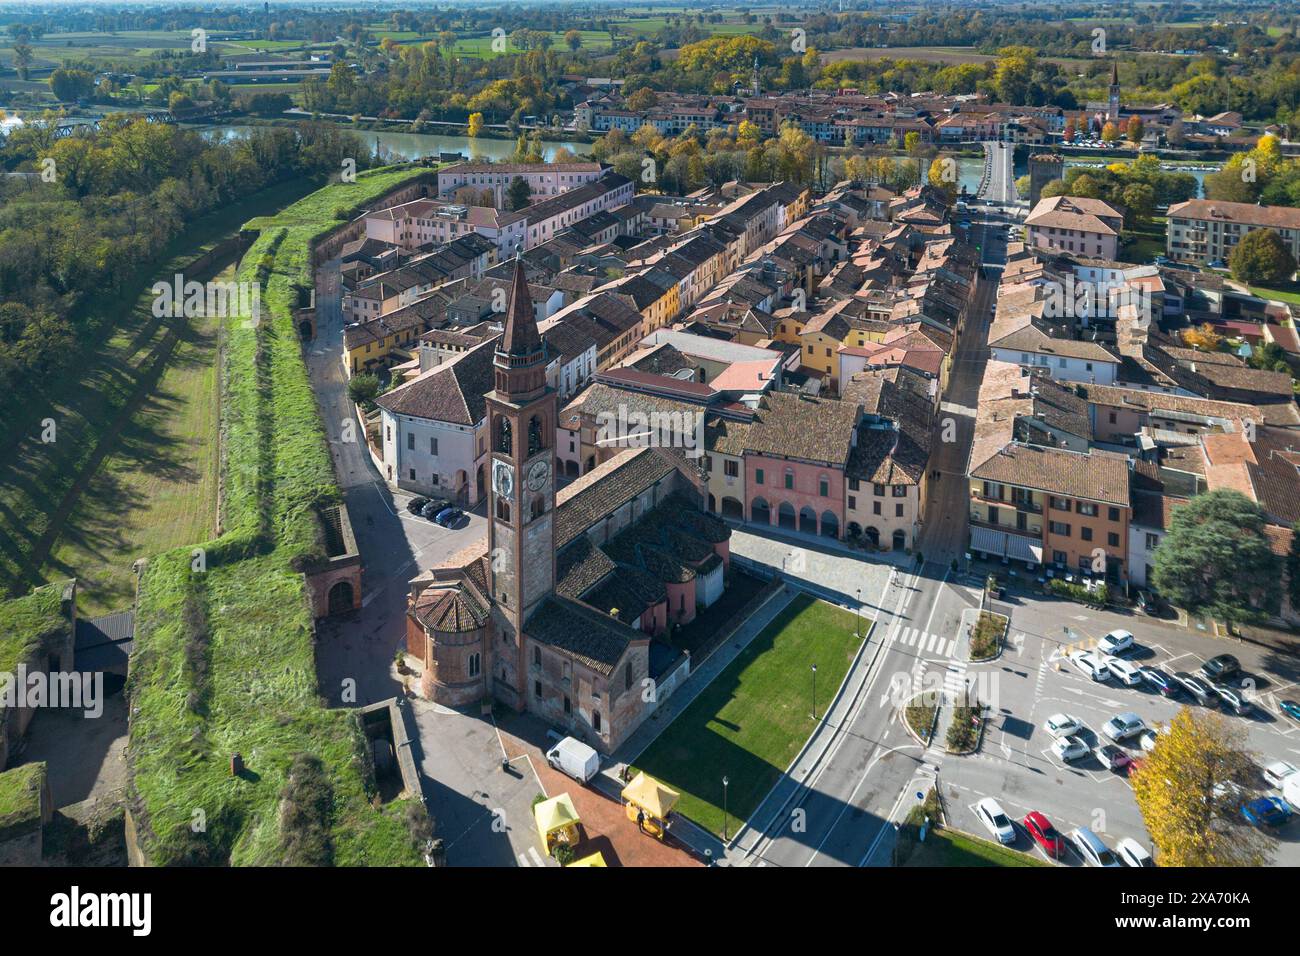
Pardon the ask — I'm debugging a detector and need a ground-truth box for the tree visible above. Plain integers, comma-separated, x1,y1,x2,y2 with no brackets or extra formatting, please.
625,87,658,112
1247,341,1291,374
13,41,32,80
1229,228,1297,285
466,112,484,138
347,373,381,410
1151,490,1282,628
564,30,583,54
1130,709,1271,866
1126,116,1144,143
903,131,920,154
1181,323,1223,351
1100,121,1119,143
49,68,94,103
506,175,532,211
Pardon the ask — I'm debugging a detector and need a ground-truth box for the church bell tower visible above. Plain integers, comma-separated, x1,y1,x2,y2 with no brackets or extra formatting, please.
485,260,556,707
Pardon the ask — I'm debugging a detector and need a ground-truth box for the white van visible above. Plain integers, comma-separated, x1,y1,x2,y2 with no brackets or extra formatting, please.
545,736,600,784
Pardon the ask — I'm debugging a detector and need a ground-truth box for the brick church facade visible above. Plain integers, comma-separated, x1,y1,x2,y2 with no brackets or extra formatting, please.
405,261,731,753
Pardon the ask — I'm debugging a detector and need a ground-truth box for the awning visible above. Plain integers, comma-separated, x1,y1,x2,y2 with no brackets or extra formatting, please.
567,852,607,867
620,771,680,820
970,525,1007,557
535,793,581,843
1005,533,1043,565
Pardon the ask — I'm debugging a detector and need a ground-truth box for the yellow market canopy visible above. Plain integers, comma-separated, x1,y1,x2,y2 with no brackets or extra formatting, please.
621,772,680,820
535,792,581,844
567,852,607,867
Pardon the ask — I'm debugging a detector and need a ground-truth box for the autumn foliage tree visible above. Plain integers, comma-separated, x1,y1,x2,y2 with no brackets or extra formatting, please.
1130,709,1271,867
1181,322,1223,351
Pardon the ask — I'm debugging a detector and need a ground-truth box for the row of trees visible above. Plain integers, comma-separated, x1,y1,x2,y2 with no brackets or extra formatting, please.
0,116,371,401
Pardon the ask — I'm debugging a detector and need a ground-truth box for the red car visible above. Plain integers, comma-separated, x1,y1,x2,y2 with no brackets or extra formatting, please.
1023,811,1065,859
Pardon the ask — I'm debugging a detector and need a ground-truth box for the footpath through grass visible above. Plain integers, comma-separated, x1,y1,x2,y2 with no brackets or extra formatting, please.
632,592,866,837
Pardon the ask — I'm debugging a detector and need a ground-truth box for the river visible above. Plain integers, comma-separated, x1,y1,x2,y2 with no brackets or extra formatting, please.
193,123,588,163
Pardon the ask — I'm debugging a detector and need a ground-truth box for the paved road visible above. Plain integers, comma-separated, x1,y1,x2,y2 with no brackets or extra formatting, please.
728,226,1003,866
977,140,1018,205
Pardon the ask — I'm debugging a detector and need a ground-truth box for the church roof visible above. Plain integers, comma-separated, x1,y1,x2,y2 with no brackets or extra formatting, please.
526,597,644,675
412,585,489,634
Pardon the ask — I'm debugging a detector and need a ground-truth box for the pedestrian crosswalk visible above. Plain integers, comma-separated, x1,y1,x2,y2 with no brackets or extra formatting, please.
894,626,958,658
516,847,546,867
945,660,970,703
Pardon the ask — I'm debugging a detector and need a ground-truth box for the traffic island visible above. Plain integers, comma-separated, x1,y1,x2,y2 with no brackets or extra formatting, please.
902,691,940,746
968,610,1009,663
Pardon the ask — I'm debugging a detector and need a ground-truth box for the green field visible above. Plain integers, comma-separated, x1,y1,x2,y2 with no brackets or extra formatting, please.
0,176,318,614
1247,283,1300,307
632,593,866,837
904,828,1049,867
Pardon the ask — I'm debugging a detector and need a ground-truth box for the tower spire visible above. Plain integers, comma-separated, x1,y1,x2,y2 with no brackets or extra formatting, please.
500,258,540,358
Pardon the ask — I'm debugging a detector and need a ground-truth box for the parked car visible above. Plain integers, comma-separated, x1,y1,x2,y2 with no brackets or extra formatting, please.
1097,629,1135,656
1174,672,1218,707
1136,590,1160,615
1262,760,1298,790
433,506,465,528
1070,650,1111,682
1105,657,1142,686
1116,838,1154,867
1096,743,1133,773
1200,654,1240,682
1207,258,1226,269
1023,811,1065,858
419,497,451,520
1241,796,1293,828
1138,729,1159,753
1139,666,1181,698
406,495,430,516
1213,683,1252,716
976,797,1016,845
1102,712,1147,742
1279,699,1300,723
1052,735,1089,763
1069,827,1122,867
1043,713,1084,739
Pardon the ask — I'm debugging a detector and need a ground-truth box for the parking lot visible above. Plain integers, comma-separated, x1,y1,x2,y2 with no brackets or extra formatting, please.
936,586,1300,866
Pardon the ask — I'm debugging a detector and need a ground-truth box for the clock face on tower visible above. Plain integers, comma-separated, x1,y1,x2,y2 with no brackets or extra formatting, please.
527,459,550,492
492,459,515,498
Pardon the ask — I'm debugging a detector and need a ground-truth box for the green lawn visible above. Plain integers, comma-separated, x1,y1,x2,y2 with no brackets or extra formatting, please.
1246,283,1300,307
904,827,1048,867
632,593,867,837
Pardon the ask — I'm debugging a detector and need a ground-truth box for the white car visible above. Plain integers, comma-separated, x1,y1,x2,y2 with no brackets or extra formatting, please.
1097,629,1135,656
1043,713,1084,739
975,797,1016,845
1116,837,1154,867
1069,650,1111,682
1263,760,1298,790
1105,657,1142,686
1138,728,1159,752
1102,712,1147,742
1052,735,1089,763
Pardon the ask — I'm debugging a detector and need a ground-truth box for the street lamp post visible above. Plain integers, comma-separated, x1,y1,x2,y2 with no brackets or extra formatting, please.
722,775,730,841
855,588,861,637
811,663,819,721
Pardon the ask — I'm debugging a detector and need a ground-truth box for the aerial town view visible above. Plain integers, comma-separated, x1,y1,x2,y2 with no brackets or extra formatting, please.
1,0,1298,934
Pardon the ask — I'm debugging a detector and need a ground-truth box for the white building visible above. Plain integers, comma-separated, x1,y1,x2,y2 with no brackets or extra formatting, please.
375,339,495,504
